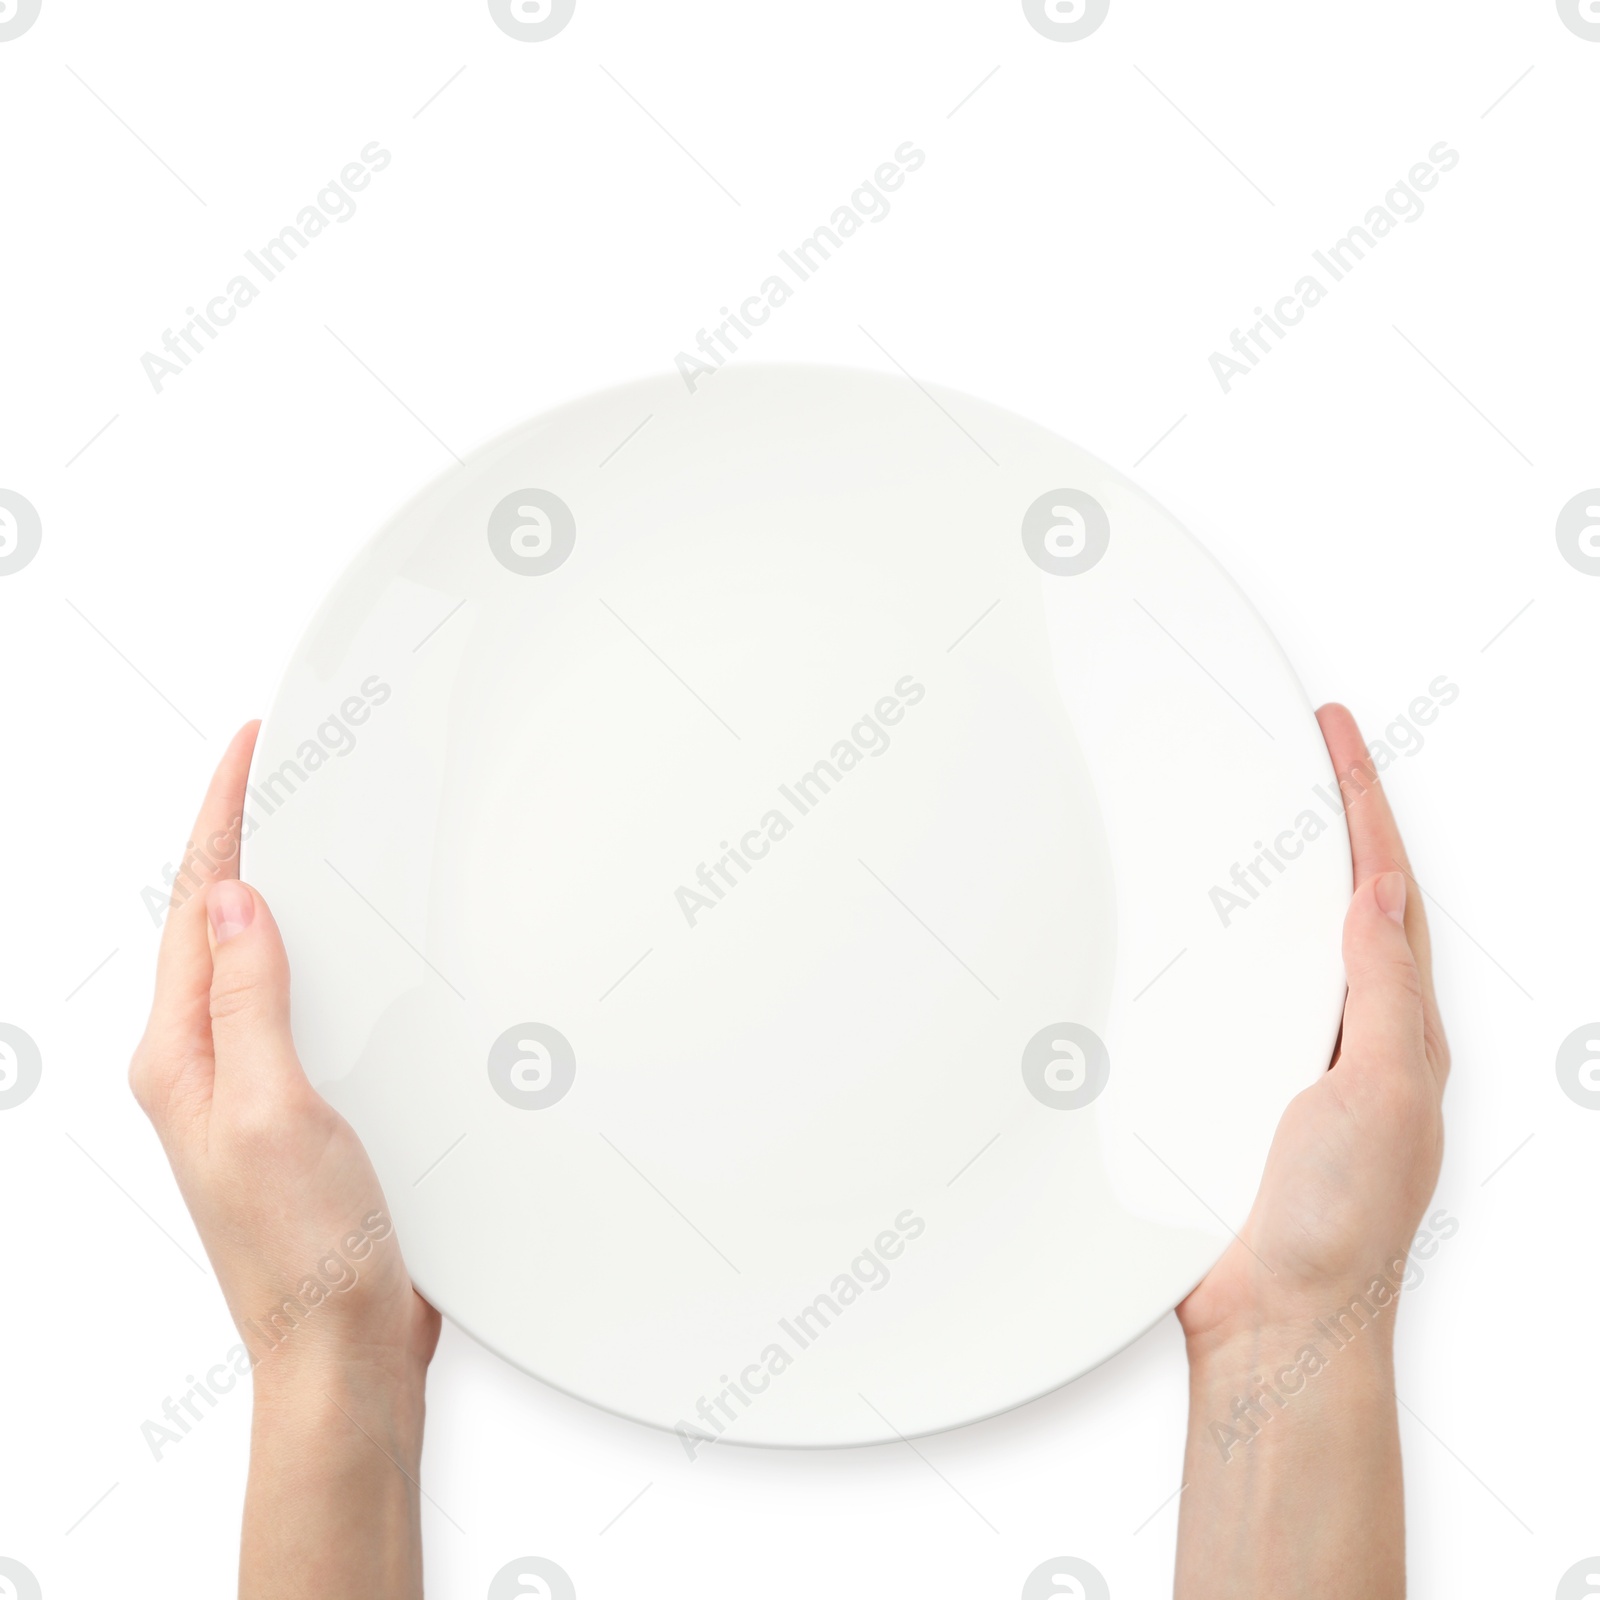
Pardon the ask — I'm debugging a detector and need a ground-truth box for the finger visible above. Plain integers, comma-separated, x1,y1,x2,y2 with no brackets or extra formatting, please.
1316,703,1448,1084
1336,870,1427,1089
204,880,313,1112
135,722,260,1111
1316,704,1412,883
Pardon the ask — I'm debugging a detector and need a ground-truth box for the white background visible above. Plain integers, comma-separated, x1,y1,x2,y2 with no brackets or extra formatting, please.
2,1,1597,1595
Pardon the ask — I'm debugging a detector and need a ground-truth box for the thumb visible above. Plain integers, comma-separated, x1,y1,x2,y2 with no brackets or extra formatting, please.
1337,870,1426,1079
204,879,310,1107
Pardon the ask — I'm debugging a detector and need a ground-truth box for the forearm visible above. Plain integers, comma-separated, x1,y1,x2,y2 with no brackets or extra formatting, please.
241,1359,430,1600
1175,1308,1403,1600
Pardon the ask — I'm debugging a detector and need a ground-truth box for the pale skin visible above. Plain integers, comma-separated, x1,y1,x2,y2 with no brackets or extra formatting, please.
1174,704,1448,1598
133,704,1444,1599
131,721,438,1600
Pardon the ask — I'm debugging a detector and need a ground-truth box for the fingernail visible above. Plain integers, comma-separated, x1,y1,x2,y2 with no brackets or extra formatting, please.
1376,871,1407,925
208,880,255,943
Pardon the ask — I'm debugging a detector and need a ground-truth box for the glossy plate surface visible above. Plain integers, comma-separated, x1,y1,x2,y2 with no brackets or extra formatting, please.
245,364,1347,1447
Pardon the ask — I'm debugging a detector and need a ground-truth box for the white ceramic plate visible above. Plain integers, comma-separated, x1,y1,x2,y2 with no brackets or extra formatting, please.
244,364,1348,1449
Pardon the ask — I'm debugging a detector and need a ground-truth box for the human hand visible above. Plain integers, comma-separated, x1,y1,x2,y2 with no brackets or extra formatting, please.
1177,701,1449,1351
130,719,439,1384
130,722,438,1598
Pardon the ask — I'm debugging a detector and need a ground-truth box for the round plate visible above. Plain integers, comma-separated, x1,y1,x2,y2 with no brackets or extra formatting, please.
244,364,1347,1448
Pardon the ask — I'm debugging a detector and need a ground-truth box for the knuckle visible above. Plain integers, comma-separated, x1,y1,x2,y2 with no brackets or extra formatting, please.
223,1084,330,1153
1425,1017,1452,1079
1386,955,1424,1004
1349,948,1423,1003
127,1034,178,1119
208,975,264,1026
127,1047,154,1112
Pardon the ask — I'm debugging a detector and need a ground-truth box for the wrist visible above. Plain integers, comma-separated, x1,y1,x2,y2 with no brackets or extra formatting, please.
241,1348,430,1600
1184,1292,1397,1468
1176,1289,1407,1599
1184,1277,1403,1372
250,1344,429,1444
